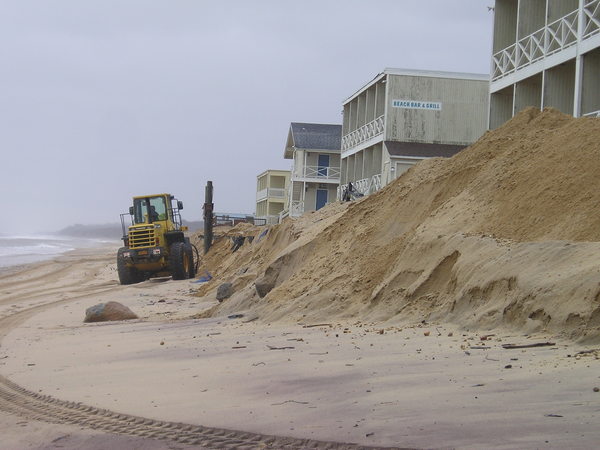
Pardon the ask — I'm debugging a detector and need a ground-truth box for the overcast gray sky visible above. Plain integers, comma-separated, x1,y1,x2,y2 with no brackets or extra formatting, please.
0,0,494,234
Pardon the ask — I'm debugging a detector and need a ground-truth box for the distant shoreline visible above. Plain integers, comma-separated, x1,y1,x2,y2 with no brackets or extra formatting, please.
53,220,203,240
0,234,120,270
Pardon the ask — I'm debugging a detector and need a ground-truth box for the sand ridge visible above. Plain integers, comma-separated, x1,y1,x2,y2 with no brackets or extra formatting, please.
193,108,600,342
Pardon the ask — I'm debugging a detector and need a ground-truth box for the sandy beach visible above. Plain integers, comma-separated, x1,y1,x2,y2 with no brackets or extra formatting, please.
0,245,599,449
2,110,600,449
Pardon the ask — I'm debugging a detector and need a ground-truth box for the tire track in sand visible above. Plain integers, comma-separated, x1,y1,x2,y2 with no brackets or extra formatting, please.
0,282,400,449
0,373,387,449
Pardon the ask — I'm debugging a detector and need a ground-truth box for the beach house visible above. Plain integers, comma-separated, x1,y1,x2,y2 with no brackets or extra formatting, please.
490,0,600,128
283,123,342,217
255,169,290,225
339,68,489,199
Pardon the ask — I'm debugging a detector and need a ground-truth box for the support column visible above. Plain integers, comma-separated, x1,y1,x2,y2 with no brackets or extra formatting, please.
573,0,586,117
203,181,213,254
541,69,546,109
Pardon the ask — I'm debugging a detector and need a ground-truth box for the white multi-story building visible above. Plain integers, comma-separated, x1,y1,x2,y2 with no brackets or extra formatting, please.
283,122,342,217
255,169,290,225
490,0,600,128
340,68,489,198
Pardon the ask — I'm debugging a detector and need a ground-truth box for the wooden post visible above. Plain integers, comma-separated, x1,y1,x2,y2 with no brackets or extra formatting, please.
203,181,213,254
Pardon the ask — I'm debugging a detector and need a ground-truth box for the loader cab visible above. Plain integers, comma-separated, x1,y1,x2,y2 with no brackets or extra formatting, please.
131,195,168,224
120,193,185,245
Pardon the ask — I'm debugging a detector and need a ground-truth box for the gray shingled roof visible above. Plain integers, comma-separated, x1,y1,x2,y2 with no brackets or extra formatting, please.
290,123,342,150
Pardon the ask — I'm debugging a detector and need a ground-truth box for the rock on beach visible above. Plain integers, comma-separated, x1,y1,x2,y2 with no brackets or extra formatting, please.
84,301,138,323
216,282,234,301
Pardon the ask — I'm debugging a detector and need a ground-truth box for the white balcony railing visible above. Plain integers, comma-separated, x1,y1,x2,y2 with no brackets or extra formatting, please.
546,9,578,52
256,188,267,201
492,8,583,81
256,187,287,201
355,174,382,195
342,115,384,151
492,44,517,80
278,209,289,223
584,0,600,38
297,165,341,181
289,201,304,217
337,174,382,200
254,215,277,225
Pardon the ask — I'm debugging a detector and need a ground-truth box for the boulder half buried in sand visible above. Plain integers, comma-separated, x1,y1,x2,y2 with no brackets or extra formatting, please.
84,301,138,323
216,282,234,301
255,272,277,298
254,255,289,298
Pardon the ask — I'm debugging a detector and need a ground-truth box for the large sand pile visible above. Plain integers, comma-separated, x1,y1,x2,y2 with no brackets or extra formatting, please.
193,108,600,342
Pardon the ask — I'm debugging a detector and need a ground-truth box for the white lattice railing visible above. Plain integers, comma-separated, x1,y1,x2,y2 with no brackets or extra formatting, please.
493,9,581,81
547,10,578,52
492,44,517,80
278,209,289,223
302,165,341,180
584,0,600,38
516,26,546,67
256,187,286,201
354,178,369,195
290,201,304,217
337,174,382,200
372,174,382,191
255,215,280,225
342,115,384,150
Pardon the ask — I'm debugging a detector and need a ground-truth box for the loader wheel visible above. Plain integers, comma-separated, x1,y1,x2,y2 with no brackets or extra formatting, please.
184,243,195,279
170,242,190,280
117,247,142,285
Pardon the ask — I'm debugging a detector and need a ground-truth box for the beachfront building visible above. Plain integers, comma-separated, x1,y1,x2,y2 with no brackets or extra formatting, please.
339,68,489,199
255,169,290,225
283,123,342,217
490,0,600,128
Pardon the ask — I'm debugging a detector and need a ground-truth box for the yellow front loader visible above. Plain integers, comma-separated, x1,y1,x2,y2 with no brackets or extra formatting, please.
117,193,196,284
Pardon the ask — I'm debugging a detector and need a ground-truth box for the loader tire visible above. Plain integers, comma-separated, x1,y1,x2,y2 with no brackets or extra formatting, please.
184,243,195,279
170,242,190,280
117,247,142,285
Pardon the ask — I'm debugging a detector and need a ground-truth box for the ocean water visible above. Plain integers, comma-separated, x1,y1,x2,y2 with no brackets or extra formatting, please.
0,234,112,268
